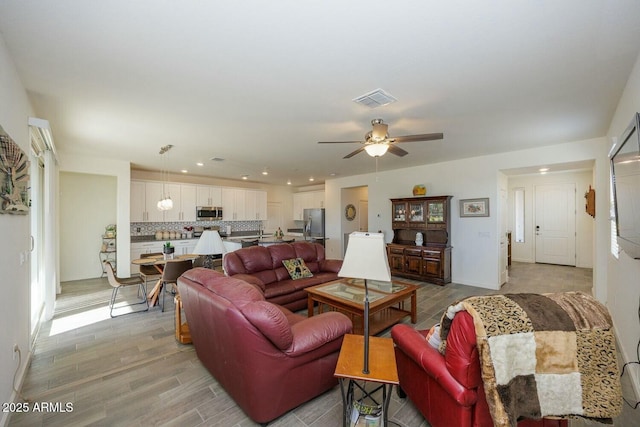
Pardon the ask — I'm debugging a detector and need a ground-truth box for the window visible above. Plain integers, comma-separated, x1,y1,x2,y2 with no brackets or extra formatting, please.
514,188,525,243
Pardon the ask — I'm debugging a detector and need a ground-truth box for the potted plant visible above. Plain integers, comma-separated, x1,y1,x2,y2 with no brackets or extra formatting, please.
163,242,175,260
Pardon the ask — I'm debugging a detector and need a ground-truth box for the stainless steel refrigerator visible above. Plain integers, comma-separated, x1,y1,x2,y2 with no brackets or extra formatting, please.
303,208,325,246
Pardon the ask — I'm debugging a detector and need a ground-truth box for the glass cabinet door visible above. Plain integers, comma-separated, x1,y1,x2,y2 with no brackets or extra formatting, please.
426,201,445,223
408,201,424,223
392,202,407,222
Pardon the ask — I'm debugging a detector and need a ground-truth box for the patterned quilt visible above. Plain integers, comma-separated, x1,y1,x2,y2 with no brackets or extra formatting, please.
439,292,622,427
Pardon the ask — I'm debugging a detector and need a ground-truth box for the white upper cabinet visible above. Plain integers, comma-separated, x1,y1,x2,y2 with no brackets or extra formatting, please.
245,190,267,220
196,185,222,207
163,184,197,222
131,181,165,223
132,180,265,222
292,191,324,220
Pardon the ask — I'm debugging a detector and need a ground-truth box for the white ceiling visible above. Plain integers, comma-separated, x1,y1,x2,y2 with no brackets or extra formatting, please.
1,1,639,186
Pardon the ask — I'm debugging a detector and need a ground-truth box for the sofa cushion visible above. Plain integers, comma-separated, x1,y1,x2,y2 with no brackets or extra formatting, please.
241,301,293,350
282,258,314,280
181,268,264,305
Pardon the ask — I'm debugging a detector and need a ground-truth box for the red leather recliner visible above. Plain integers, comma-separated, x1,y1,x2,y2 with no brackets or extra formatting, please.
391,312,568,427
177,268,352,425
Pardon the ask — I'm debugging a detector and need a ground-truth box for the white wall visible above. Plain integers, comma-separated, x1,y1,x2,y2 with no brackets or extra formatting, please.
59,154,132,276
325,137,609,291
508,169,594,268
606,52,640,397
0,35,33,426
59,172,117,281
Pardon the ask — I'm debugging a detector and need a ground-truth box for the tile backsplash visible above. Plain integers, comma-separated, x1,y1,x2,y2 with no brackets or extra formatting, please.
130,220,263,236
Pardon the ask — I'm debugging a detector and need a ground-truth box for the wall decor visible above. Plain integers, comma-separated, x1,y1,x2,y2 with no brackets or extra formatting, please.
459,198,489,217
412,184,426,196
345,203,356,221
0,125,30,214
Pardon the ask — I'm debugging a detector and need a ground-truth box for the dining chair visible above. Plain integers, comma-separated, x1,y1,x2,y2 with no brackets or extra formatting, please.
160,259,193,312
241,239,259,248
139,252,163,288
104,261,149,317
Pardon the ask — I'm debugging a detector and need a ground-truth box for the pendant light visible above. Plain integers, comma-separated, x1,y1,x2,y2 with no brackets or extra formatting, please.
157,144,174,211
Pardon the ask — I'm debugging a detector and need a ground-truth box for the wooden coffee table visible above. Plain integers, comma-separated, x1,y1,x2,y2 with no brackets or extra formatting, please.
306,278,417,335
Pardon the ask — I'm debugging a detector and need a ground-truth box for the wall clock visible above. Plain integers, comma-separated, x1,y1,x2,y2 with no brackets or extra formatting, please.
345,204,356,221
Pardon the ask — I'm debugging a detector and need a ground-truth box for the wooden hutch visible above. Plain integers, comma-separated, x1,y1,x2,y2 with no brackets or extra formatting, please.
387,196,452,285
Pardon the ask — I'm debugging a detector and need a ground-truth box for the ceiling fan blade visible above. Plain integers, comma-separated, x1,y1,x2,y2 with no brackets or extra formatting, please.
343,147,365,159
387,144,409,157
391,133,444,143
318,140,363,144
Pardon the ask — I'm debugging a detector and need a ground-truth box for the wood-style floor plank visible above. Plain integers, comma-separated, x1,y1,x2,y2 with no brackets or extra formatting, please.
9,263,637,426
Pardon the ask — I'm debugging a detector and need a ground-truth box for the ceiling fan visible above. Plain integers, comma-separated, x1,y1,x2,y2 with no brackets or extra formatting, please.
318,119,443,159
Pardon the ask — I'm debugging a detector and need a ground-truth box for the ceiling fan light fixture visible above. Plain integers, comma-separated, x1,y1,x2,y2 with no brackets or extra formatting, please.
364,144,389,157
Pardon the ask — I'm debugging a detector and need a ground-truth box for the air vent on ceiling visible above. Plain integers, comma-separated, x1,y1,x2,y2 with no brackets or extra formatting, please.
210,157,225,162
352,88,397,108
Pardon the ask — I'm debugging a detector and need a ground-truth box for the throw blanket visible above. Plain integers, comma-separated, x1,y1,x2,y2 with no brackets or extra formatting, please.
439,292,622,427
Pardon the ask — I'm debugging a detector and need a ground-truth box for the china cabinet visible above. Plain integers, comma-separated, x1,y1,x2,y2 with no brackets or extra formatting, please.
388,196,452,285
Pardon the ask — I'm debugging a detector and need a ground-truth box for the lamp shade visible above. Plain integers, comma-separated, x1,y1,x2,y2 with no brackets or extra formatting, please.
364,144,389,157
193,230,226,256
338,232,391,281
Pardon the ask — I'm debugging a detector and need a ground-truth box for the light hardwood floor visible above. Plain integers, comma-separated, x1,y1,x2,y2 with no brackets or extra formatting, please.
8,262,639,426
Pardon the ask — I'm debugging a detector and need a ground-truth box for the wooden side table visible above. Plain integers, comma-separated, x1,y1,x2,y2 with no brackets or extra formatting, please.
174,295,191,344
334,334,399,427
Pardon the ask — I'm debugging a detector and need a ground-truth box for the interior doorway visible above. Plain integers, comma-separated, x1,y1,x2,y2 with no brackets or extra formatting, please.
340,185,369,256
534,183,576,266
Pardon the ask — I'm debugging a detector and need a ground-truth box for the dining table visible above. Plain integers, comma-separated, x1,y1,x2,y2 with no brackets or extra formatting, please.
131,254,198,308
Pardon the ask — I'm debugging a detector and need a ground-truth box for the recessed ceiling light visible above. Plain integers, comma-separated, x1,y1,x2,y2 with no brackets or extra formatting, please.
181,169,188,173
262,170,268,176
330,173,337,176
309,177,314,182
287,179,291,185
242,175,249,180
539,168,549,172
196,162,204,167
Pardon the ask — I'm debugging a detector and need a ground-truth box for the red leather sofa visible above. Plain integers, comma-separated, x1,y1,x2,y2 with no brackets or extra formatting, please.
391,311,568,427
223,241,342,311
177,268,352,425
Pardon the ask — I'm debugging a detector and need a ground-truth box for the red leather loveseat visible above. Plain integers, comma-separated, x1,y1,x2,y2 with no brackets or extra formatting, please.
391,312,567,427
177,268,352,425
223,241,342,311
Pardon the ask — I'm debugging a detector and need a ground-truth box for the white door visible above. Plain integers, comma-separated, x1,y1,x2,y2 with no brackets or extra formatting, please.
499,189,508,284
535,183,576,266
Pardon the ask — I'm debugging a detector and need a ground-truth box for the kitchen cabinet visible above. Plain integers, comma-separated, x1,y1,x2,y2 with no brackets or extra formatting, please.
222,188,246,220
130,241,164,274
388,196,452,285
131,180,164,223
245,189,267,220
163,183,197,222
174,240,197,255
292,190,324,220
196,185,222,207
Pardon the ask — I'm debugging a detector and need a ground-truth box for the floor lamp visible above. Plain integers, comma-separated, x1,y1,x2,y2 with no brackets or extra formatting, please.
193,230,226,269
338,232,391,374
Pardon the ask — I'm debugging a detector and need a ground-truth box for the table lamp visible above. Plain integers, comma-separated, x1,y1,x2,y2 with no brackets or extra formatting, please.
193,230,226,269
338,232,391,374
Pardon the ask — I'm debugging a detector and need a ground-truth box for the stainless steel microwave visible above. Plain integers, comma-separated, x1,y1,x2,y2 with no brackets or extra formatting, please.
196,206,223,221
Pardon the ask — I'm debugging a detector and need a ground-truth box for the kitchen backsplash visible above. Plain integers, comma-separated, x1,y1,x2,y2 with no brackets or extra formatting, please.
130,220,263,236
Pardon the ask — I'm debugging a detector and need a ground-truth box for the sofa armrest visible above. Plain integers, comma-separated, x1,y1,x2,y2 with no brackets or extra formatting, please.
391,324,477,407
230,274,266,292
285,312,352,356
320,259,342,274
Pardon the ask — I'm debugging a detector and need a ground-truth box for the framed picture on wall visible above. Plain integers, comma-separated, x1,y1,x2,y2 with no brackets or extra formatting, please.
0,125,30,215
459,198,489,217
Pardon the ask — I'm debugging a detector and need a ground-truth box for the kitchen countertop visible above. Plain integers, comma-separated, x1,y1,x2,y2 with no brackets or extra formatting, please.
131,231,326,244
